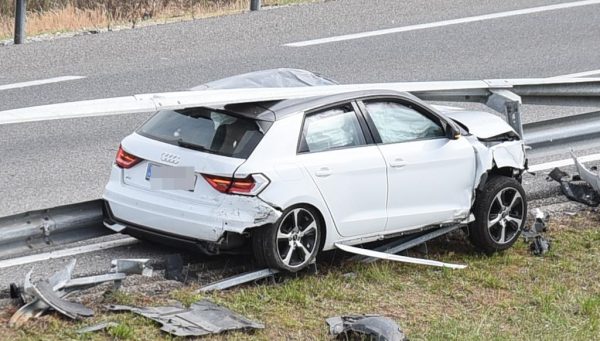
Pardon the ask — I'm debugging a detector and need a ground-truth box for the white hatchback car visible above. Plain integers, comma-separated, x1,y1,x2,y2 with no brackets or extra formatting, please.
103,71,527,272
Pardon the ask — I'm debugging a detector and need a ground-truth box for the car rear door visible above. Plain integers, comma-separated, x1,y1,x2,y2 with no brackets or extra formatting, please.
296,102,388,237
358,99,476,232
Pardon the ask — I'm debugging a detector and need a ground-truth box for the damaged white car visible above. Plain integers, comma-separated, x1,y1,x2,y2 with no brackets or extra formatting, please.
103,70,527,272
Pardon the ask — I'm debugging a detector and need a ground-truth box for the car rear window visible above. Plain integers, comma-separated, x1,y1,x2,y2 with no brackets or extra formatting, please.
137,107,269,159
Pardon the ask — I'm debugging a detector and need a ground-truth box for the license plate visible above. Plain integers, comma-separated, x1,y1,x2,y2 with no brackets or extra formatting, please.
146,164,197,191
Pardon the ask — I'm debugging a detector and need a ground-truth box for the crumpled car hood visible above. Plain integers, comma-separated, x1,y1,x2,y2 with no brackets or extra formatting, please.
434,107,517,139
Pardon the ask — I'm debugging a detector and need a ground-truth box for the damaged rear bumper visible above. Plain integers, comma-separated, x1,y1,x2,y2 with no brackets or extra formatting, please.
103,180,281,245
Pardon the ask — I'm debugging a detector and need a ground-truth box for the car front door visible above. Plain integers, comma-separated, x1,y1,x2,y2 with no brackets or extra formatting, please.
296,102,388,237
359,99,476,232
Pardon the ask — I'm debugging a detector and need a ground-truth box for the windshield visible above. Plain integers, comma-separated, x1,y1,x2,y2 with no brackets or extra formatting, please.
137,107,268,159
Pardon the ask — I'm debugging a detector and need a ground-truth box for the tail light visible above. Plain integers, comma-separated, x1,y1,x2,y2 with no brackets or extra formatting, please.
115,145,141,169
202,174,269,196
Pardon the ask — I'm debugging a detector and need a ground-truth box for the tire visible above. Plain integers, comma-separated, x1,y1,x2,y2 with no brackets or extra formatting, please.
252,205,322,272
469,175,527,254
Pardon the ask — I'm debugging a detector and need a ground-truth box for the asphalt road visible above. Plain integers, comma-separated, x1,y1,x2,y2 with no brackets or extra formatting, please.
0,0,600,289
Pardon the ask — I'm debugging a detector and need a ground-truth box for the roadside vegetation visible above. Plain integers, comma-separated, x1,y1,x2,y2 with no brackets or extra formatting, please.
0,0,317,40
1,211,599,340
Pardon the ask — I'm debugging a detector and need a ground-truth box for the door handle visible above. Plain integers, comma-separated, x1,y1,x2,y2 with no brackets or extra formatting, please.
389,158,407,168
315,167,332,177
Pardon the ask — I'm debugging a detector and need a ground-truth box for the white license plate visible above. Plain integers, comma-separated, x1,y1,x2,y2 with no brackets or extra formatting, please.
146,164,197,191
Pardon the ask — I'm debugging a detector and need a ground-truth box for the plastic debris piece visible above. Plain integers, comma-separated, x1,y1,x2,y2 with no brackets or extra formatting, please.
548,166,600,207
108,299,264,337
31,280,94,319
77,322,119,334
522,209,551,256
326,315,407,341
164,254,184,282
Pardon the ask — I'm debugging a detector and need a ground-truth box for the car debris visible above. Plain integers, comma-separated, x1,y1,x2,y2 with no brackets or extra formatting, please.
326,315,407,341
108,299,264,337
9,258,152,326
110,258,153,277
76,321,119,334
548,166,600,206
335,243,467,269
571,151,600,194
522,209,551,256
353,224,463,264
164,254,185,282
199,268,279,292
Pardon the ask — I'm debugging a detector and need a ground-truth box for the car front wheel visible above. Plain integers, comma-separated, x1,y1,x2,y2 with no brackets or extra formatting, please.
469,175,527,254
252,205,322,272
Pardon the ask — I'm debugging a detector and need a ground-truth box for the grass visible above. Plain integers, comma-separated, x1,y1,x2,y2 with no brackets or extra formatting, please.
1,211,599,340
0,0,319,40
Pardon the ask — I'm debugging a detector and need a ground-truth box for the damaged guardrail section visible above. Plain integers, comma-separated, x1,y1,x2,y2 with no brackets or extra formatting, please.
0,200,111,259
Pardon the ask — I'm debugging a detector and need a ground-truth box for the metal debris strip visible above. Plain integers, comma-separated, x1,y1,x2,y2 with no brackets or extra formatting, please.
335,243,467,269
548,166,600,207
354,225,462,264
77,322,119,334
326,315,407,341
198,268,279,292
108,299,264,337
110,258,153,277
522,209,551,256
9,258,151,326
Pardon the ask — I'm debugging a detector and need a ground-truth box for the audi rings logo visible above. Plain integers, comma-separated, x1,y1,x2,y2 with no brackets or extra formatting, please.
160,152,180,165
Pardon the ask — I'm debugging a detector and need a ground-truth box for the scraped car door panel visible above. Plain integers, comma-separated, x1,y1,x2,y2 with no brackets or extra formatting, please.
362,100,476,231
297,105,387,237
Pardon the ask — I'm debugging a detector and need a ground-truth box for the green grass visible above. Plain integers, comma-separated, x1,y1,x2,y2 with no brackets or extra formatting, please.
2,212,599,340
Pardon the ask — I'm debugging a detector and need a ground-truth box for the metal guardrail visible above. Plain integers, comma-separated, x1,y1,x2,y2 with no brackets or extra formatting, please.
0,200,112,259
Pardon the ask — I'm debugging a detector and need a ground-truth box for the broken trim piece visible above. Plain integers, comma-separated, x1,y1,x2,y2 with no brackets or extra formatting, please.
572,151,600,193
198,268,279,292
335,243,466,269
108,300,264,337
326,315,407,341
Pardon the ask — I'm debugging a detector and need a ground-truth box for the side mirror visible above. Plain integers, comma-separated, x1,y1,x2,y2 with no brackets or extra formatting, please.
446,123,461,140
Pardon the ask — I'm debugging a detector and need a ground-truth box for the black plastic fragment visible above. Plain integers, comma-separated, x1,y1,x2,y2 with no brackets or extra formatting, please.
548,167,600,207
164,254,184,282
326,315,407,341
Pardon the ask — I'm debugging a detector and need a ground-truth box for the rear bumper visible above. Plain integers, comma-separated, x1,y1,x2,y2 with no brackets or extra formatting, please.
102,166,281,243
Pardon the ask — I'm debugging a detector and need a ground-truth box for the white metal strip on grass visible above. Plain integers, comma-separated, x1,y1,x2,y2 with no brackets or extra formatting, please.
0,237,138,270
0,76,85,91
528,153,600,172
285,0,600,47
334,243,467,269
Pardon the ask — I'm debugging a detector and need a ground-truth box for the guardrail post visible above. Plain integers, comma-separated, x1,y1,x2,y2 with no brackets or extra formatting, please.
14,0,26,44
486,90,524,138
250,0,261,11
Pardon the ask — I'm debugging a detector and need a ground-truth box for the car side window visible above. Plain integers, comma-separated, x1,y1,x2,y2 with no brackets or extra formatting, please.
364,100,445,144
299,104,366,153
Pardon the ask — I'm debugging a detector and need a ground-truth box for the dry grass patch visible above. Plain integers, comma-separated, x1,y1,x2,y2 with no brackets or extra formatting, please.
0,0,319,40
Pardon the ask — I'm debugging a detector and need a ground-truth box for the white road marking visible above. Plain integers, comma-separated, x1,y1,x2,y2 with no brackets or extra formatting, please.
549,69,600,78
528,153,600,172
0,76,85,91
285,0,600,47
0,237,138,270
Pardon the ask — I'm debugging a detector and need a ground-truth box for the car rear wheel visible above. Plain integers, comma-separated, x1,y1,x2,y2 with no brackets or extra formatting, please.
469,175,526,254
252,205,322,272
